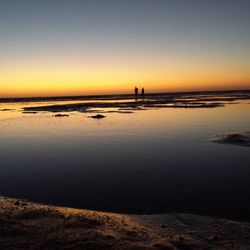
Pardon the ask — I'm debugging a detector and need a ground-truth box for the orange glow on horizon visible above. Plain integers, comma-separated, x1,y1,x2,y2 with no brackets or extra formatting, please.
1,1,250,98
1,57,250,97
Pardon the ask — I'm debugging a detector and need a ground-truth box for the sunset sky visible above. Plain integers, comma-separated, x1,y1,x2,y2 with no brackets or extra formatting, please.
0,0,250,97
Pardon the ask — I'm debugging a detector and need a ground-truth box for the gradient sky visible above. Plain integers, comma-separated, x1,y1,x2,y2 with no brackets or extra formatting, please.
0,0,250,97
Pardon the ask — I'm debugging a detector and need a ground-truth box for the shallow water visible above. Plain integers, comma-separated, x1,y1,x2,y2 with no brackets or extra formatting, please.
0,97,250,221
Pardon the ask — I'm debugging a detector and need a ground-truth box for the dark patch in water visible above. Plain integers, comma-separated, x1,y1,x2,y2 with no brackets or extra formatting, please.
211,131,250,147
89,114,106,119
53,114,70,117
22,111,38,114
0,109,14,112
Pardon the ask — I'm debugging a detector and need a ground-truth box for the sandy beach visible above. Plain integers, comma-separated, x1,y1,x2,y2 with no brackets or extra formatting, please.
1,196,250,249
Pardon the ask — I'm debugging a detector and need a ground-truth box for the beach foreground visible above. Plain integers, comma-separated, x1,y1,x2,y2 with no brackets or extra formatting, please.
1,196,249,249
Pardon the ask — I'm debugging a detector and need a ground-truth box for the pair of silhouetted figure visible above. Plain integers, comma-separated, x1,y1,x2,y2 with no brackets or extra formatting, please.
134,87,145,98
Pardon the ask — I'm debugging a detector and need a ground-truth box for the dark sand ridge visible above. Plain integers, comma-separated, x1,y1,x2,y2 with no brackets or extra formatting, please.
211,131,250,147
21,95,240,114
1,196,250,250
21,98,223,112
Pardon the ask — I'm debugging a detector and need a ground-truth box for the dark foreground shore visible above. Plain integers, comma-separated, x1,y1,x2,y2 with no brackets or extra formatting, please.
1,196,250,250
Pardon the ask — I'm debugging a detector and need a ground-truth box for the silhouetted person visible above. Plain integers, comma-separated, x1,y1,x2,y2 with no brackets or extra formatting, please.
141,87,145,97
134,86,138,98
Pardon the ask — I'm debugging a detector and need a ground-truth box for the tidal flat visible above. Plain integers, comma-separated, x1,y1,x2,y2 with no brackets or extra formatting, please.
22,90,250,113
0,90,250,248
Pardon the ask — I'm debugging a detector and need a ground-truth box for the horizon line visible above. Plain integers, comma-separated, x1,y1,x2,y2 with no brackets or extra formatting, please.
0,88,250,102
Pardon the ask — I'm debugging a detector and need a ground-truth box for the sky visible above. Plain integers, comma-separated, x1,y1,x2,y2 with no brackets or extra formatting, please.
0,0,250,97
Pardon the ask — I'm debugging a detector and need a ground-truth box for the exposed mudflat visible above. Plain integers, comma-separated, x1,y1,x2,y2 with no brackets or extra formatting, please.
21,91,250,115
211,131,250,147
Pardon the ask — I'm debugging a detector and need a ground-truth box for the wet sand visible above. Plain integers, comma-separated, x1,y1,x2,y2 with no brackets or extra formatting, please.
1,196,250,249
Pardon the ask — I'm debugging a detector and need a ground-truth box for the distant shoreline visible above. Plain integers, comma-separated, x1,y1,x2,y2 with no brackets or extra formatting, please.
1,89,250,103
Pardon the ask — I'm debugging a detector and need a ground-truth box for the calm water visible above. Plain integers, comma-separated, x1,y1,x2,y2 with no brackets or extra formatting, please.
0,99,250,221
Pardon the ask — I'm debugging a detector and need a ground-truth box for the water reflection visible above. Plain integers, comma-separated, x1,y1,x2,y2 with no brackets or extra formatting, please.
0,99,250,221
